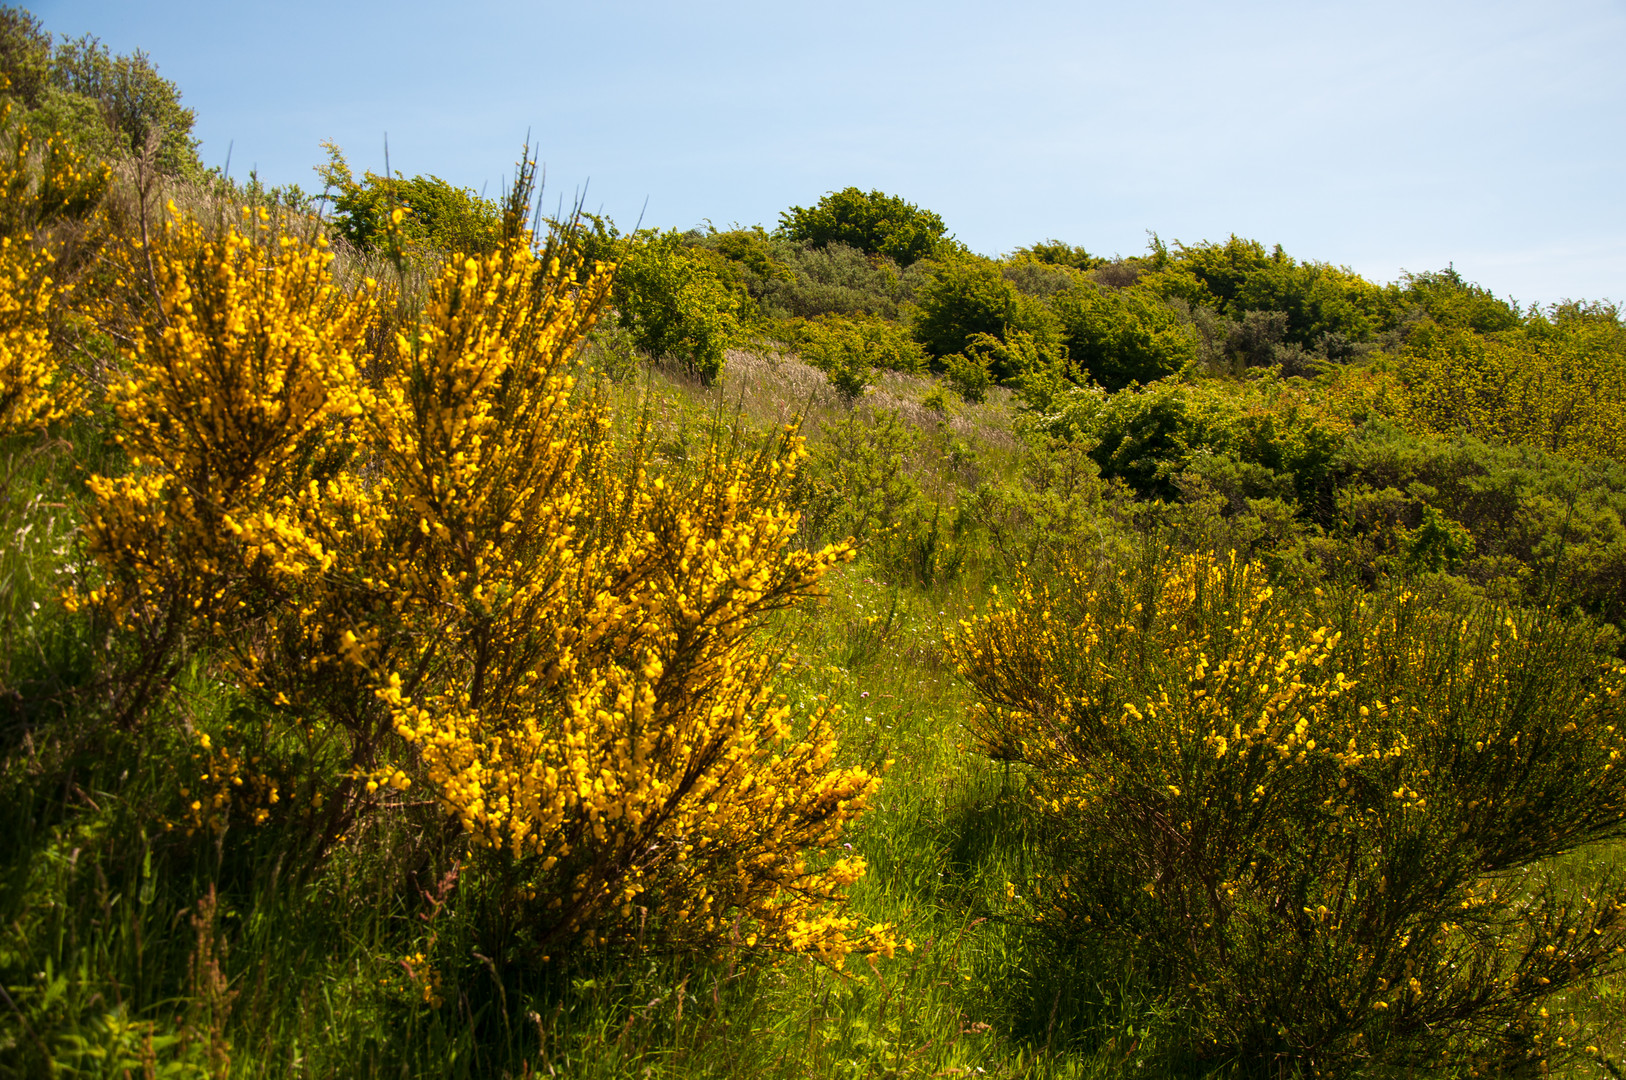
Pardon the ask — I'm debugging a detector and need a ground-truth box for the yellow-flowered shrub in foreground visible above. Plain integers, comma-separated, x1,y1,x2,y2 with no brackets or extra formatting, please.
74,179,886,962
951,551,1626,1074
74,207,374,730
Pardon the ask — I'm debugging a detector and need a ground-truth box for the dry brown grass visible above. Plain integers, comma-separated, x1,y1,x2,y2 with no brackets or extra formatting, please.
620,341,1023,457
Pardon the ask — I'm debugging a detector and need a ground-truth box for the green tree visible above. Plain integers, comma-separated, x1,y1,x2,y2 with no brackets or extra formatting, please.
613,230,743,384
48,33,199,176
777,187,949,266
0,5,50,109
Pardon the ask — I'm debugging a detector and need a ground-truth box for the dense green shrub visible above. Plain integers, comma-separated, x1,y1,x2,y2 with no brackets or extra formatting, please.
962,328,1066,386
912,256,1013,358
612,229,743,383
1000,255,1084,299
749,239,925,320
1329,424,1626,630
317,143,502,257
1034,375,1339,511
912,255,1061,364
1147,236,1397,349
1396,266,1523,333
777,186,950,266
1394,314,1626,462
952,550,1626,1075
1230,259,1391,347
1050,282,1196,391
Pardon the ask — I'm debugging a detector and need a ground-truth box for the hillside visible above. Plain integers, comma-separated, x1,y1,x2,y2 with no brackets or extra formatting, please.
4,7,1626,1078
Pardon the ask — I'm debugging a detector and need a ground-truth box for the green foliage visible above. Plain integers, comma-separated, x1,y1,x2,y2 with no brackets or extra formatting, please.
0,6,50,110
999,256,1083,300
966,327,1067,385
1398,266,1523,333
0,8,200,177
612,229,744,383
1039,374,1340,510
939,328,1069,406
44,32,200,176
1229,259,1391,347
0,99,109,241
316,142,501,257
963,430,1110,575
911,257,1009,359
1050,281,1196,391
1329,424,1626,631
796,408,920,545
779,314,926,401
1154,234,1273,313
772,240,914,319
1010,239,1099,271
1395,311,1626,462
700,232,930,322
700,224,788,283
943,348,992,404
777,186,950,266
954,551,1626,1074
1147,235,1397,349
912,255,1061,365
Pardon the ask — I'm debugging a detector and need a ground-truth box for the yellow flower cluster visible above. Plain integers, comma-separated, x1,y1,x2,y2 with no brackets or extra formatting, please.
74,199,884,960
75,206,371,625
0,230,60,435
0,105,106,437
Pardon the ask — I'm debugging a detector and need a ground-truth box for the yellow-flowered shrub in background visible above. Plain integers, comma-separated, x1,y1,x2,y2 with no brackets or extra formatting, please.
0,103,108,438
73,168,888,962
951,550,1626,1074
0,227,58,437
1397,316,1626,462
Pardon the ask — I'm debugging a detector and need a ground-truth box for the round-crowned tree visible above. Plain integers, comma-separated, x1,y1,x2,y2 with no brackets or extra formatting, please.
778,187,950,267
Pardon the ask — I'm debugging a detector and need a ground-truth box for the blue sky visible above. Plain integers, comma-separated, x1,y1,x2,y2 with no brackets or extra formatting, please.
33,0,1626,307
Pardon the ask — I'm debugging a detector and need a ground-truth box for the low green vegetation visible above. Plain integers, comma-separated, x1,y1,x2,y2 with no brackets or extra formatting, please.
4,7,1626,1078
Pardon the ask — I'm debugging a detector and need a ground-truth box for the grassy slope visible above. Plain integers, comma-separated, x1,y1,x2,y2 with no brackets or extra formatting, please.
5,321,1625,1077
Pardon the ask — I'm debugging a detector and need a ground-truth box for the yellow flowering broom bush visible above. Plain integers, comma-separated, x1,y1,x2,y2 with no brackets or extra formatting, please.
1397,317,1626,462
0,223,60,438
951,550,1626,1073
72,164,887,960
0,102,108,439
73,205,374,731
